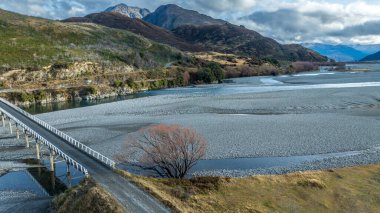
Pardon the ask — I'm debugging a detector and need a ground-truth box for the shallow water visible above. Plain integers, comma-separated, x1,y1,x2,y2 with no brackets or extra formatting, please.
0,159,84,198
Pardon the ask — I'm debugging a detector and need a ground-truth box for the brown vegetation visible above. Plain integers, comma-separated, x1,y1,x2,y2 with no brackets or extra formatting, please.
52,178,126,213
118,164,380,213
118,124,206,179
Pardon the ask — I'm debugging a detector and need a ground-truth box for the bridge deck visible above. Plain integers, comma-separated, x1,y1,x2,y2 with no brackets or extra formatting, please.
0,101,169,213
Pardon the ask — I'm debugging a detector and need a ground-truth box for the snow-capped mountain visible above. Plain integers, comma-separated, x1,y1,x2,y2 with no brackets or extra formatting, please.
104,3,150,19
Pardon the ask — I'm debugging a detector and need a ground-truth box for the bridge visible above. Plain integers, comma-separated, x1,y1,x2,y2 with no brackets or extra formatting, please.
0,98,169,213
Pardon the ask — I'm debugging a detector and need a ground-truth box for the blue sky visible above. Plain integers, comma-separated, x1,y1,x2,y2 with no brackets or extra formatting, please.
1,0,380,45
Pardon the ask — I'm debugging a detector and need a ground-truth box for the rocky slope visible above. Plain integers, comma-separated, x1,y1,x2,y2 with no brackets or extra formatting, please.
142,4,326,62
104,3,150,19
173,24,327,62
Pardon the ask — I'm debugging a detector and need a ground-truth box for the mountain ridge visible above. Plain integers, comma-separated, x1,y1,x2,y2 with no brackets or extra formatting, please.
142,4,327,62
143,4,227,30
63,12,203,52
361,51,380,61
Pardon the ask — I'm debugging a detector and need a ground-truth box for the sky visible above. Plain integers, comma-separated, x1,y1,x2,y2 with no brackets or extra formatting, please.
1,0,380,45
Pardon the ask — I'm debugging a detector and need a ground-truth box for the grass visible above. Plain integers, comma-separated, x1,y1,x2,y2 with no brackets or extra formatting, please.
0,9,184,71
117,165,380,213
52,177,126,213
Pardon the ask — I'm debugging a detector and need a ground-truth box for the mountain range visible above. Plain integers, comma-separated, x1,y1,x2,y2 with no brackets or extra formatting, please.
303,43,380,62
65,4,327,62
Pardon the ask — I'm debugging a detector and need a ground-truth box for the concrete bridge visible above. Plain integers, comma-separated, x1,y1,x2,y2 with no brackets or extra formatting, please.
0,98,169,213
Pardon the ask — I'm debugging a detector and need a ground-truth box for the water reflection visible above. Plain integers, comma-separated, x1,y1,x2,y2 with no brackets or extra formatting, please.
22,93,150,115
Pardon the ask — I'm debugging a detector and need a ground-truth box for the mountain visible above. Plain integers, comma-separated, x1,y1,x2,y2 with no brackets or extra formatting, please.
303,44,367,62
352,44,380,55
142,4,326,62
172,24,327,62
63,12,203,52
104,3,150,19
0,8,184,71
143,4,226,30
361,51,380,61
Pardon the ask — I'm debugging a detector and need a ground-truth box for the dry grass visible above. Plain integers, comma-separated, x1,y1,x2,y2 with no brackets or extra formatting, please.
53,178,126,213
194,52,247,66
118,165,380,213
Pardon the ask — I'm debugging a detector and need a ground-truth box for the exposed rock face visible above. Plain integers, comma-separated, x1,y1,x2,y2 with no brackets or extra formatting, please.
143,4,226,30
104,3,150,19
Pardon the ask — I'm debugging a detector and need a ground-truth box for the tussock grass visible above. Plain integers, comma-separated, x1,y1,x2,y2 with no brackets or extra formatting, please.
52,178,126,213
118,165,380,213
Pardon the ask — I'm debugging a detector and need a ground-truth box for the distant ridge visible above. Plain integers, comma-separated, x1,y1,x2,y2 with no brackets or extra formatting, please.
303,44,367,62
361,51,380,61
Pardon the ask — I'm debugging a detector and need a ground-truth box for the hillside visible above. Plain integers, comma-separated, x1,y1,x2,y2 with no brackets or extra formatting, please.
143,4,226,30
63,12,203,52
173,24,327,62
361,51,380,61
0,8,184,72
142,4,326,62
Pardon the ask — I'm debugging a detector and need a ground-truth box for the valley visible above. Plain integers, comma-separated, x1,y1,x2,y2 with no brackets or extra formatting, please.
1,1,380,213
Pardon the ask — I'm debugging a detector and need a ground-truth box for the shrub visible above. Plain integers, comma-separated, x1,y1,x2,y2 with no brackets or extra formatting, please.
113,80,124,88
118,124,207,179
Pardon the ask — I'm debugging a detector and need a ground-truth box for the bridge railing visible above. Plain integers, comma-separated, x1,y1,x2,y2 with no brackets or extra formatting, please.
0,106,89,176
0,98,116,168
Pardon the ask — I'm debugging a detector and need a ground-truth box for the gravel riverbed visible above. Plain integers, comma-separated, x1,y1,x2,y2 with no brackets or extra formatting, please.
34,82,380,177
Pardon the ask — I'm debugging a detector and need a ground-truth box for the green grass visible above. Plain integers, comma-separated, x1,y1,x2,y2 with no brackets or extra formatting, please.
0,9,184,71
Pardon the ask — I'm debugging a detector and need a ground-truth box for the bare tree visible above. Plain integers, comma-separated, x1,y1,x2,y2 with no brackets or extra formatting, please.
118,124,206,179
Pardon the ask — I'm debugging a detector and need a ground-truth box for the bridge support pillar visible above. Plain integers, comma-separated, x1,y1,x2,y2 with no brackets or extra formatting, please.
66,162,71,189
1,115,4,127
25,132,29,148
49,150,55,172
8,121,12,134
16,126,20,139
35,139,40,160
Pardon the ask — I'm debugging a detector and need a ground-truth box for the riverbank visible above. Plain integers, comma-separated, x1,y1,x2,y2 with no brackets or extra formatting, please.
119,164,380,212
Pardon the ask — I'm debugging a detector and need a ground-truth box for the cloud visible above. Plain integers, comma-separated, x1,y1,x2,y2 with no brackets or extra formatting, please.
238,0,380,44
1,0,380,44
187,0,256,12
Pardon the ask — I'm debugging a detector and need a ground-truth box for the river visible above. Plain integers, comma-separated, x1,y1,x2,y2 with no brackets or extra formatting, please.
1,64,380,207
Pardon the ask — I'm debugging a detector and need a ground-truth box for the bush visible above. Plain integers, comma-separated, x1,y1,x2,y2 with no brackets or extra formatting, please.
196,62,225,83
207,62,224,82
113,80,124,88
19,92,34,102
33,91,48,101
197,68,216,83
84,86,97,95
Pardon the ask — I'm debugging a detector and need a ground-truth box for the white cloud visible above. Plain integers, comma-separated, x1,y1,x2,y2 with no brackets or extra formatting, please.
188,0,256,12
238,0,380,44
1,0,380,44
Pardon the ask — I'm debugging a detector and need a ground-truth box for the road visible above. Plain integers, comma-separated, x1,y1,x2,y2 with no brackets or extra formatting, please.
0,101,170,213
